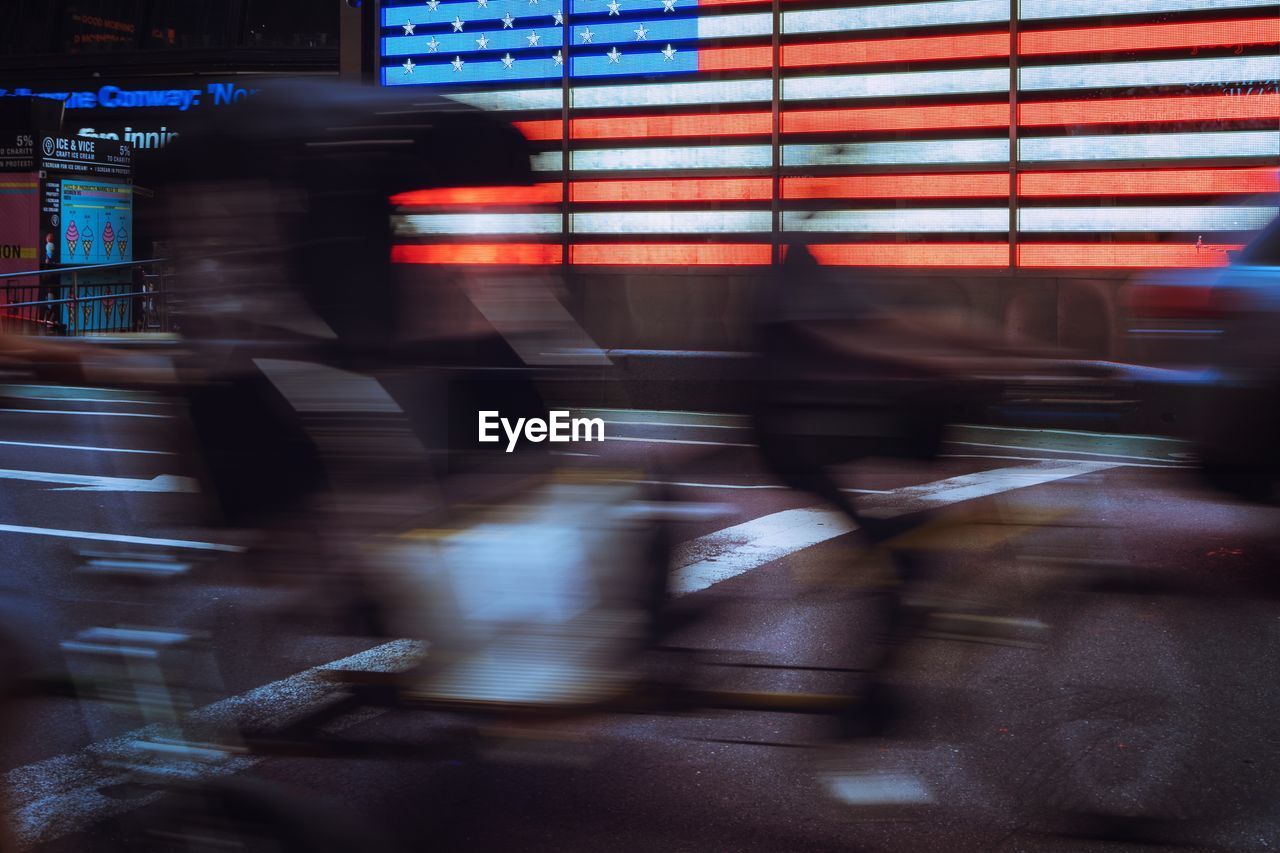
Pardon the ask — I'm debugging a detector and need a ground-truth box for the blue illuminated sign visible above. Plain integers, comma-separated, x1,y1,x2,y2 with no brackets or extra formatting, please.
0,81,260,112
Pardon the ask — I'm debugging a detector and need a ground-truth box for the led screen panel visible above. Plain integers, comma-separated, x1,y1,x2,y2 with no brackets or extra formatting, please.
59,178,132,265
381,0,1280,268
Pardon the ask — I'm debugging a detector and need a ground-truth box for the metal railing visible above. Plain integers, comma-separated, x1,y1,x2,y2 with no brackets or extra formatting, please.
0,259,171,336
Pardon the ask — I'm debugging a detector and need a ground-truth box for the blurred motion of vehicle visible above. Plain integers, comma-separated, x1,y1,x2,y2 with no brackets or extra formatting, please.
40,80,632,851
2,64,1277,853
1124,214,1280,502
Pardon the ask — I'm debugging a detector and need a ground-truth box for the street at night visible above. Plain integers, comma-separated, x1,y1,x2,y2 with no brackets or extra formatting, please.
0,383,1276,852
4,0,1280,850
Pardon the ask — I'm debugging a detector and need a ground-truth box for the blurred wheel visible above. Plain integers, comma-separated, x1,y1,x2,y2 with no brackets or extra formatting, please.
1004,592,1213,835
115,778,395,853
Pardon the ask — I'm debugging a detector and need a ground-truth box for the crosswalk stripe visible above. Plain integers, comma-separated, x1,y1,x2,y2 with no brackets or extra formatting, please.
670,460,1116,594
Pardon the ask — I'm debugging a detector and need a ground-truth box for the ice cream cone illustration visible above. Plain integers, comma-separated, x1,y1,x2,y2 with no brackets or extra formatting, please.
117,226,129,258
65,221,79,259
102,222,115,258
81,227,93,258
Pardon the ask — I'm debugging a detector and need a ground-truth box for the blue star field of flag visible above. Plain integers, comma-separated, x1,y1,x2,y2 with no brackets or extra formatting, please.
381,0,703,85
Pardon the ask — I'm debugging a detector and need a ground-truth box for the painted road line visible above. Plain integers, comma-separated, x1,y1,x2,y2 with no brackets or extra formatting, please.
946,439,1180,463
0,469,197,493
0,524,241,552
670,460,1117,595
598,420,750,431
954,423,1186,443
950,423,1190,461
5,639,423,851
0,385,163,404
623,478,890,494
672,507,853,596
14,397,169,406
604,436,755,448
576,408,749,428
942,453,1191,469
875,460,1114,511
0,408,171,419
0,439,173,455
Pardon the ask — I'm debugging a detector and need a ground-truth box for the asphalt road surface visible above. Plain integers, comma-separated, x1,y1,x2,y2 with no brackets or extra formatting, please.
1,381,1277,852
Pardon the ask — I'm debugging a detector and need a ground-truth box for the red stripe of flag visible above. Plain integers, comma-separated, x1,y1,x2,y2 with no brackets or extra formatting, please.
784,174,1010,200
515,120,564,142
699,31,1011,72
526,103,1016,142
1021,17,1280,56
1019,167,1280,197
1018,244,1242,268
572,244,772,265
394,179,774,206
781,31,1009,68
809,244,1010,267
391,184,563,206
1020,93,1280,127
579,112,771,139
392,244,563,265
784,102,1009,134
517,113,771,141
697,45,773,71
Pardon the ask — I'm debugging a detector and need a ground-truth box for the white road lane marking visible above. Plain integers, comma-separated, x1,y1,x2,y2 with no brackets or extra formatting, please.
670,460,1117,595
4,640,423,851
0,524,241,552
0,385,162,403
0,469,197,493
942,453,1191,469
954,423,1186,443
14,397,169,406
0,439,173,455
623,479,889,494
578,407,747,422
947,439,1184,463
0,409,171,419
599,420,749,430
605,435,754,448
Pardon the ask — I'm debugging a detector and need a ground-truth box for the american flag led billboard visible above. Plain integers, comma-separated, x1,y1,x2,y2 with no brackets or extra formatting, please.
380,0,1280,268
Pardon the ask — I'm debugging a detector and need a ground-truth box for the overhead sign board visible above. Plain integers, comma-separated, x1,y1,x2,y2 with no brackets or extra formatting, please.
39,135,132,177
